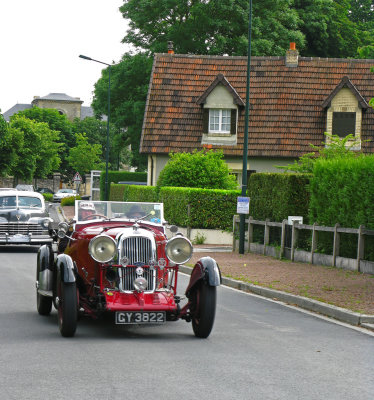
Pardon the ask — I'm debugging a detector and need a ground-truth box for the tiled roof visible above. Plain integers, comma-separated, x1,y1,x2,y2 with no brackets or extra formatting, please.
141,54,374,158
2,104,32,121
32,93,83,103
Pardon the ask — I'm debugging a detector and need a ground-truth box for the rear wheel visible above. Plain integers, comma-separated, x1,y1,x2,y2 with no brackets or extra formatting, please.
191,283,217,338
57,273,78,337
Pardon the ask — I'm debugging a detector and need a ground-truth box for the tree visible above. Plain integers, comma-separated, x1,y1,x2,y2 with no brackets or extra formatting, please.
157,149,237,189
72,117,131,170
120,0,305,56
8,116,61,182
13,107,75,180
0,113,17,177
91,53,153,171
67,132,106,177
278,133,363,173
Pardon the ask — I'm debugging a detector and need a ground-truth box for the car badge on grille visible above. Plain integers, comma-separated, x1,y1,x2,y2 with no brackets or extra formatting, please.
16,214,21,221
136,266,144,277
120,256,129,267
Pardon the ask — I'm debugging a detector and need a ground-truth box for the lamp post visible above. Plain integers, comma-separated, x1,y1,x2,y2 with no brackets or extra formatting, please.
239,0,253,254
79,54,111,201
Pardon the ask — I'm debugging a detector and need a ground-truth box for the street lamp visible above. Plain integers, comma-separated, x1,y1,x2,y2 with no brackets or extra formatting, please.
239,0,253,254
79,54,111,201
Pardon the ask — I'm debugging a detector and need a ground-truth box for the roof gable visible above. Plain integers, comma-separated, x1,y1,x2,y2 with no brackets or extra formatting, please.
196,73,245,106
322,76,369,109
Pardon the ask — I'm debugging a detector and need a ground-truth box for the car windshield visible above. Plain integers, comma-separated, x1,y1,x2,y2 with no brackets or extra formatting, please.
59,189,74,193
75,200,164,224
0,195,42,209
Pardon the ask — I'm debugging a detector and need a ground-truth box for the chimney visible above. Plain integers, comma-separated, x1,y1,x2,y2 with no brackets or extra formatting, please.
168,41,174,54
286,42,299,67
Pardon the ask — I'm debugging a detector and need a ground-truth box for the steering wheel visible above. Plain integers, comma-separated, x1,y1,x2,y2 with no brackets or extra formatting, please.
82,213,107,221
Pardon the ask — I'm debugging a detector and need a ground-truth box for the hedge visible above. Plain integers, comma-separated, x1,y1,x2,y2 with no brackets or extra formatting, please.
101,171,147,200
248,173,311,222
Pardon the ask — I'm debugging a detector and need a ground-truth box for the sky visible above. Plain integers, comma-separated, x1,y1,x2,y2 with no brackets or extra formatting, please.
0,0,131,114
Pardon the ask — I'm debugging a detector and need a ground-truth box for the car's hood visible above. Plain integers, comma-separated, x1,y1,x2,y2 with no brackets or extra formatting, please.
0,209,46,222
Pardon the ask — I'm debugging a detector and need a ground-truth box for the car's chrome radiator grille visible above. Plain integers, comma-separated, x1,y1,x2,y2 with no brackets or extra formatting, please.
121,236,153,265
0,223,43,235
120,267,156,292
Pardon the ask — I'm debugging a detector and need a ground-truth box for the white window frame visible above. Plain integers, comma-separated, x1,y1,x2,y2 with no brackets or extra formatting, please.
209,109,231,134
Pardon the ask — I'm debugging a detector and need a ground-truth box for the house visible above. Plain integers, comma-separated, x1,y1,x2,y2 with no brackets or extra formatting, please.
3,93,95,122
140,43,374,186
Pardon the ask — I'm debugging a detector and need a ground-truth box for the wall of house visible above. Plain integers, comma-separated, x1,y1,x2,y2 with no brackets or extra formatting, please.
203,85,236,109
326,88,361,147
32,99,82,121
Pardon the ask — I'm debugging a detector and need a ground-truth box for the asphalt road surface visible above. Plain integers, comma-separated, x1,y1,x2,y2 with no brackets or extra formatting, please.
0,246,373,400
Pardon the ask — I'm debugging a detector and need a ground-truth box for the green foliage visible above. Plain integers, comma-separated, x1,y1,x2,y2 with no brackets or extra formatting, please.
72,116,131,170
278,133,362,173
61,195,81,207
100,171,147,200
120,184,159,202
309,156,374,229
42,193,53,202
0,113,16,177
8,116,61,181
14,107,74,181
248,173,311,222
67,132,105,176
92,53,153,171
160,186,240,230
157,149,237,190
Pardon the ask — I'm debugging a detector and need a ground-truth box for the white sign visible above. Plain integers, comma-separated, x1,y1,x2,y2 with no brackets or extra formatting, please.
288,216,303,225
237,196,250,214
73,172,82,183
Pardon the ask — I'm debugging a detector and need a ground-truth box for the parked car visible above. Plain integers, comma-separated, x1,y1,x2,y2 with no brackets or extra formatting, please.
16,184,35,191
36,187,54,195
53,188,77,202
36,200,221,337
0,190,53,245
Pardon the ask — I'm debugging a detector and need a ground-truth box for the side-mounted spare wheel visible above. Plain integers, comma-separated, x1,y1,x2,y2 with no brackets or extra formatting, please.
191,282,217,338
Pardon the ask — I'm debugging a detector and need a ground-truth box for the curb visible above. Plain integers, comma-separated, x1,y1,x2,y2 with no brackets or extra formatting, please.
179,265,374,331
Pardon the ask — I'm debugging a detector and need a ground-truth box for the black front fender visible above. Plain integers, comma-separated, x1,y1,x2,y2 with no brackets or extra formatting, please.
37,245,54,292
55,254,76,283
185,256,221,296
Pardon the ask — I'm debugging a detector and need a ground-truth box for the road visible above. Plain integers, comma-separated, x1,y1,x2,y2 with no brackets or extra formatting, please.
0,246,373,400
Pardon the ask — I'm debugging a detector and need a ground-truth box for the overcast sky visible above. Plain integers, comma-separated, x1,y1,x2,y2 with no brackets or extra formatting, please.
0,0,130,114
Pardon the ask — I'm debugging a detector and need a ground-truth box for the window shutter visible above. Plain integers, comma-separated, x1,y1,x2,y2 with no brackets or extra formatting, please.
230,109,237,135
203,109,209,133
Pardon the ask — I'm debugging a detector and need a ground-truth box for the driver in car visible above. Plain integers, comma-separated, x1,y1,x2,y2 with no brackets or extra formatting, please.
126,204,146,219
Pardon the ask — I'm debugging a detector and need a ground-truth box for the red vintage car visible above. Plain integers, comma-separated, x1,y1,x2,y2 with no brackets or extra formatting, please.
36,200,221,338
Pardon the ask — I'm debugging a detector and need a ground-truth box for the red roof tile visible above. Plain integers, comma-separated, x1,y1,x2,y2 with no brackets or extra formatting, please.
141,54,374,158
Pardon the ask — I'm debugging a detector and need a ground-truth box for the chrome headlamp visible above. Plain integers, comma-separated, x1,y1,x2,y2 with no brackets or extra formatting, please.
165,236,193,264
89,234,117,263
57,221,69,239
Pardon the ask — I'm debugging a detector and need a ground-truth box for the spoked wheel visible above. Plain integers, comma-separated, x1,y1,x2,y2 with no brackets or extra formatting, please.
36,262,52,316
57,273,78,337
191,283,217,338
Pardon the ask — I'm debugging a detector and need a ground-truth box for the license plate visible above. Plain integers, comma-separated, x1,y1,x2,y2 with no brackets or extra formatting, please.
9,234,30,243
115,311,166,325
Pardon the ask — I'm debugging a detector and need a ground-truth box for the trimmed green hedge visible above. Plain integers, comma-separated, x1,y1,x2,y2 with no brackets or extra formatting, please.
61,195,81,206
309,156,374,229
248,173,311,222
101,171,147,200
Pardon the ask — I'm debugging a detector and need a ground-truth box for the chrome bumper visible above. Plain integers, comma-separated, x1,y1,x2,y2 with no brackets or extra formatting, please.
0,233,53,244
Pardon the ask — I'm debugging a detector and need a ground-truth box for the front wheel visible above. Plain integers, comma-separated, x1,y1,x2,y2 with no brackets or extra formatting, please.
191,283,217,338
57,274,78,337
37,292,52,316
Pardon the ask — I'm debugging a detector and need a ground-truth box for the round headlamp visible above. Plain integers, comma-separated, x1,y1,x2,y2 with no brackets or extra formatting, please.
89,234,117,263
57,222,69,239
165,236,193,264
134,277,148,292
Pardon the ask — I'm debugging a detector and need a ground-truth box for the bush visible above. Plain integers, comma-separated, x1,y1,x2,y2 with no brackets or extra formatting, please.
157,149,237,190
61,195,81,206
101,171,147,200
248,173,311,222
42,193,53,202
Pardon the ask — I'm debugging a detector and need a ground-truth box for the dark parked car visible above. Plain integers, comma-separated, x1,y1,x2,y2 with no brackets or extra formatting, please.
36,200,221,337
0,190,53,245
36,187,54,195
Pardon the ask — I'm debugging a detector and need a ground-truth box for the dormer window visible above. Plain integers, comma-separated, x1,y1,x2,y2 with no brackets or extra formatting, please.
322,76,368,149
197,73,244,146
209,109,231,133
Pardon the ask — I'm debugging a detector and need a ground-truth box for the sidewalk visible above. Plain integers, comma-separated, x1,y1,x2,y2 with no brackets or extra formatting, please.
59,206,374,331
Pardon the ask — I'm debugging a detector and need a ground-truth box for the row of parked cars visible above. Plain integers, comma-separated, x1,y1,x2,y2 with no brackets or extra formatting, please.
0,185,77,202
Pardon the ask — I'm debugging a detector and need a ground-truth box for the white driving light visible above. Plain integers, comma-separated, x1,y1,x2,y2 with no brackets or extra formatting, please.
165,236,193,264
134,277,148,292
89,234,117,263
